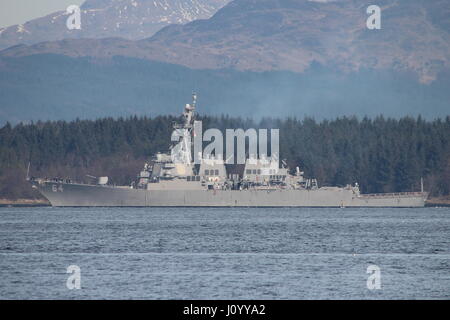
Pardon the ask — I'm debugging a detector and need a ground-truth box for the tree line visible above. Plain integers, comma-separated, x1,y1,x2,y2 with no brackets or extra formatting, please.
0,115,449,200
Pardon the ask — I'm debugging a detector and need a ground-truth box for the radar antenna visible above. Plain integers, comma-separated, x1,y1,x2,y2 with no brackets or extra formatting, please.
26,162,31,181
192,92,197,109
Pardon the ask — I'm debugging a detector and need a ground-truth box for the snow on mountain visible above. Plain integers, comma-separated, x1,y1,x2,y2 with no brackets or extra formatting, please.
0,0,230,50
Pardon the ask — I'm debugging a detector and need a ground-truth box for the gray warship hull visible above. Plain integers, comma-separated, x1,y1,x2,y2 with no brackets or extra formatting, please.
30,95,429,208
34,181,427,207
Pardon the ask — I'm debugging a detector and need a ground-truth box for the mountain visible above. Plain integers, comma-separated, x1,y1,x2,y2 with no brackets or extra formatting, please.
0,0,449,124
2,0,449,83
145,0,450,83
0,0,230,51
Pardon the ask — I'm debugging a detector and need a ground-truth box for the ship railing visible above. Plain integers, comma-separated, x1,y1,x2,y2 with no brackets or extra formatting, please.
34,177,77,185
360,191,427,199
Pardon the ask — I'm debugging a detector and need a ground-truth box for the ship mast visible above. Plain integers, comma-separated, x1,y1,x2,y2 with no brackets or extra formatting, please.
171,93,197,165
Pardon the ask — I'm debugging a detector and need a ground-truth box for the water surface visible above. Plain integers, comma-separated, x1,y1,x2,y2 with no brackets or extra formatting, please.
0,207,449,299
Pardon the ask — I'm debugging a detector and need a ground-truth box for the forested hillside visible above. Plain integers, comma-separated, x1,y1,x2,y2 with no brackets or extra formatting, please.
0,115,449,200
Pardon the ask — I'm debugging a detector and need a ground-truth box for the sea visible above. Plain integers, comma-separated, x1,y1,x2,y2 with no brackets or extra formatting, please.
0,207,449,299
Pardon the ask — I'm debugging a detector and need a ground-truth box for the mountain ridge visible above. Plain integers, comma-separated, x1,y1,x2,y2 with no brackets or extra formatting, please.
0,0,230,51
1,0,449,83
0,0,449,124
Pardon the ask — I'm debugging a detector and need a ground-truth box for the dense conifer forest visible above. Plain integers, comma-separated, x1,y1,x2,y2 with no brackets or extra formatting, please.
0,115,449,200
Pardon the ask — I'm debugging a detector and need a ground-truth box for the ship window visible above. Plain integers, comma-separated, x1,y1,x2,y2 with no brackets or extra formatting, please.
215,169,219,176
205,170,210,176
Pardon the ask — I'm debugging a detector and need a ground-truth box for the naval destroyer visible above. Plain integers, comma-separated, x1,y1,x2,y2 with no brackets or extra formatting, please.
30,95,428,207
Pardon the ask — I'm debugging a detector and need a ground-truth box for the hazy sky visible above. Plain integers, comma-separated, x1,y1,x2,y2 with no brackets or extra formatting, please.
0,0,85,28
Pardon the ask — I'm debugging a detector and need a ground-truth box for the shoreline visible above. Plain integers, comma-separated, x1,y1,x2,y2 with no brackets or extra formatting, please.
1,198,449,208
0,199,50,207
425,197,450,208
